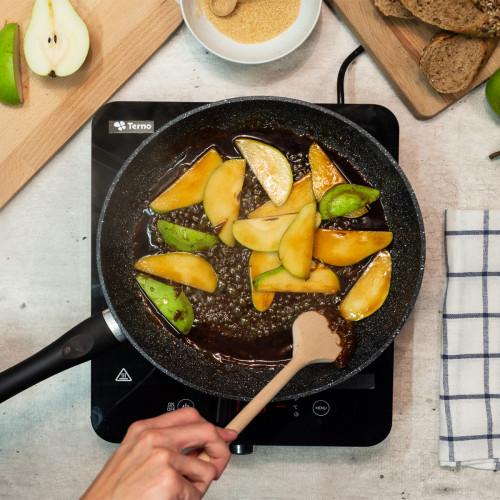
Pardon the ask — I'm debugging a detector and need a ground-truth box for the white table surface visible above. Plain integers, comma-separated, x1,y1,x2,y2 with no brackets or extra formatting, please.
1,4,500,499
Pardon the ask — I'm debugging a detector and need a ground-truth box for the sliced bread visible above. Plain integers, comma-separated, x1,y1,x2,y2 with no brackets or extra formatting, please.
475,0,500,34
419,32,497,93
374,0,415,19
400,0,500,37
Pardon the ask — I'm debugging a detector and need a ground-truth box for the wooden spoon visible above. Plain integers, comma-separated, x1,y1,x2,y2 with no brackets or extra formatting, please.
209,0,237,16
198,311,342,460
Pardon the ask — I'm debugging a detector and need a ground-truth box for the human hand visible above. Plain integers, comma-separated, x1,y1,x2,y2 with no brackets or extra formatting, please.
82,407,238,500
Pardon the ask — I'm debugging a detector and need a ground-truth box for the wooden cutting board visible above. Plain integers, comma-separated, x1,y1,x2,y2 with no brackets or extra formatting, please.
327,0,500,119
0,0,183,210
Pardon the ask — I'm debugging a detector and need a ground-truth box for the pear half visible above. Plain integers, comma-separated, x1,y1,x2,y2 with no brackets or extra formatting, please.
0,23,23,105
24,0,90,77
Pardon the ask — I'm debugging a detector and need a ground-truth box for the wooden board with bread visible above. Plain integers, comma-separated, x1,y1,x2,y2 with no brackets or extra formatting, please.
327,0,500,119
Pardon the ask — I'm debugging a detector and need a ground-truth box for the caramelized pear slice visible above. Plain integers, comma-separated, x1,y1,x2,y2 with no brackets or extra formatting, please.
134,253,217,293
319,184,380,220
157,220,218,252
248,173,314,218
313,229,393,266
249,251,281,311
235,138,293,206
149,148,222,213
203,159,246,247
308,142,346,201
278,201,317,279
343,206,369,219
135,274,194,334
254,262,340,294
339,250,392,321
232,213,296,252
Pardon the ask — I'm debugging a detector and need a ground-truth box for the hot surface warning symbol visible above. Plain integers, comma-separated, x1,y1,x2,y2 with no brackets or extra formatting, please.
115,368,132,382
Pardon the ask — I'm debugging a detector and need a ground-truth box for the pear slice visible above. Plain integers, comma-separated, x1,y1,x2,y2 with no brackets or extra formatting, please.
248,251,281,311
235,137,293,207
136,274,194,335
232,213,296,252
0,23,23,105
150,148,222,213
248,173,315,218
134,252,217,293
313,229,393,266
157,220,218,252
278,201,317,279
24,0,90,77
319,184,380,220
254,262,340,294
342,206,369,219
308,142,346,202
339,250,392,321
203,158,246,247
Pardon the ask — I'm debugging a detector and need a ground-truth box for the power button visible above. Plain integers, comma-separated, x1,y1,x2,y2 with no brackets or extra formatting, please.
177,399,195,409
312,400,330,417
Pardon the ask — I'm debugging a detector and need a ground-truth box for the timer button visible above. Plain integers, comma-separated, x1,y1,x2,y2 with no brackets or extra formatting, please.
312,400,330,417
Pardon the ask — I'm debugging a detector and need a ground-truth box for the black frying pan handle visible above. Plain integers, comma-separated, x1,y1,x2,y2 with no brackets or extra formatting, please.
0,310,124,403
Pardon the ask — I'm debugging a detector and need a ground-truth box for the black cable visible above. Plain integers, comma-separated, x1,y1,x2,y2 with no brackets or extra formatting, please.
336,45,365,104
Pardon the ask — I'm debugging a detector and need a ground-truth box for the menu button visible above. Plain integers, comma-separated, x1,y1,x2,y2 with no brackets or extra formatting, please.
312,400,330,417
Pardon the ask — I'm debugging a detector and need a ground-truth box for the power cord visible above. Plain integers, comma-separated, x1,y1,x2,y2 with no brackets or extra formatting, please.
336,45,365,104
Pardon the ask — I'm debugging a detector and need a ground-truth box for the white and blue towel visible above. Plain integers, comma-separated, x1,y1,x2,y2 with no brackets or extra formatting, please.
440,210,500,470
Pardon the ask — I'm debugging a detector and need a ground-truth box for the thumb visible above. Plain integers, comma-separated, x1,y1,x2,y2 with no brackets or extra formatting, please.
219,428,238,443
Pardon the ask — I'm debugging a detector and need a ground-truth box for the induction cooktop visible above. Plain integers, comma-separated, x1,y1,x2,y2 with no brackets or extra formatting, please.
90,101,398,453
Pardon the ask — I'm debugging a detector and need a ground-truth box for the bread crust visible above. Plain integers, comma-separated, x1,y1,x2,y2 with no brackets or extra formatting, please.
475,0,500,33
374,0,415,19
400,0,500,37
419,32,497,93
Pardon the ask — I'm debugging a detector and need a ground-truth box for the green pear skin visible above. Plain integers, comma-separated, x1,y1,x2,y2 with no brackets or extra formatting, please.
157,220,218,252
486,68,500,116
319,184,380,220
136,274,194,335
0,23,23,105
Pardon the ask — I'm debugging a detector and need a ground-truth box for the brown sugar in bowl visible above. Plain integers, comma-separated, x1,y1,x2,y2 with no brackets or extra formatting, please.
180,0,322,64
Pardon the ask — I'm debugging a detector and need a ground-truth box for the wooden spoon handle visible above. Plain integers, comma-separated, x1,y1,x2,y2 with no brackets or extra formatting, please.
197,356,307,462
225,356,307,433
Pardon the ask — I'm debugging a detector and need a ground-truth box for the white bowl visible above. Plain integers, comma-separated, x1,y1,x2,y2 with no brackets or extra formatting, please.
180,0,322,64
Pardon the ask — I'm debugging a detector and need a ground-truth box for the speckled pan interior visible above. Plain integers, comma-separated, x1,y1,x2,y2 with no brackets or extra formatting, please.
97,97,425,401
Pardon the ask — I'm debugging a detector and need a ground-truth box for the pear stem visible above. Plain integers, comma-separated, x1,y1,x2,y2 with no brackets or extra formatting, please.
489,151,500,160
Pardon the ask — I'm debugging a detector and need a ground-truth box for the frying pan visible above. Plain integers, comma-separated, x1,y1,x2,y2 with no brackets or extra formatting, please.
0,97,425,403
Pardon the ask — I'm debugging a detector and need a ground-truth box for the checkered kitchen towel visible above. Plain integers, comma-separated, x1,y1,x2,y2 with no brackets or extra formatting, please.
440,210,500,470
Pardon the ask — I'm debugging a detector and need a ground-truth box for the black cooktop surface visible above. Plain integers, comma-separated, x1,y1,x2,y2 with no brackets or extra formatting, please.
90,101,398,452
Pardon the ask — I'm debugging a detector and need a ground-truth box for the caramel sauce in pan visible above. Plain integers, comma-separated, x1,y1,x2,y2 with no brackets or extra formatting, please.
133,130,389,367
